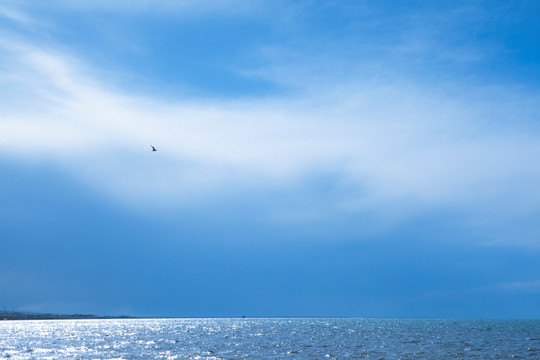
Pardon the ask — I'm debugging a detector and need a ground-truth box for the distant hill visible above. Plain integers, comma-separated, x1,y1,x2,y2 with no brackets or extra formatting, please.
0,310,133,320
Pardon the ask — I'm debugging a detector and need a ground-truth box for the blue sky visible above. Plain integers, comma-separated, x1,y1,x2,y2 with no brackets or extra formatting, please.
1,0,540,318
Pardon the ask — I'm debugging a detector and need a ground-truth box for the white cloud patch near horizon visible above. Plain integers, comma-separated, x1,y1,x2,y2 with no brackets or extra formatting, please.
501,280,540,293
2,4,540,248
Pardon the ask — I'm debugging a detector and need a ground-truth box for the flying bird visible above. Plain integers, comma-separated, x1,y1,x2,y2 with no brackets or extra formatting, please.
151,145,157,152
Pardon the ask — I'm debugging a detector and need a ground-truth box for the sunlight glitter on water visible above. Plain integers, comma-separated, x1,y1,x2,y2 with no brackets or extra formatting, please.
0,318,539,359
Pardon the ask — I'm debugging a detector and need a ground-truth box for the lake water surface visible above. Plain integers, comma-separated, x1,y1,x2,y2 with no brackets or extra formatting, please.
1,318,539,359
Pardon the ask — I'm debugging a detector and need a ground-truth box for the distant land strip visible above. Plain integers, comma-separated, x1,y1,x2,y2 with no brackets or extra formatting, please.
0,311,133,321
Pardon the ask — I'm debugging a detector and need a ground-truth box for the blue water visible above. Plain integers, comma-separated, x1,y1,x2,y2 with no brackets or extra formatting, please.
1,318,539,359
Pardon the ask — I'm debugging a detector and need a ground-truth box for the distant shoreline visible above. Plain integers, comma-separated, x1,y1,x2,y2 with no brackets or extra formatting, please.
0,311,133,321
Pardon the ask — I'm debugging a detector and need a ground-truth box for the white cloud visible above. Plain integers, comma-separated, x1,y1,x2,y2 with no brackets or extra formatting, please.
2,40,540,213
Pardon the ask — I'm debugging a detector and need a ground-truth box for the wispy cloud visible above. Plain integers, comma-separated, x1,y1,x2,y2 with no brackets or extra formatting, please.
2,2,540,247
3,40,540,205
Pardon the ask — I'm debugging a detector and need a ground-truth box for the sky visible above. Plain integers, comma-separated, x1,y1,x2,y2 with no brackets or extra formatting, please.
1,0,540,318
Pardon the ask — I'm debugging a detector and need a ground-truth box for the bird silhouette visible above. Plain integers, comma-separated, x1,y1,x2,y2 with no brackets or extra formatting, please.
151,145,157,152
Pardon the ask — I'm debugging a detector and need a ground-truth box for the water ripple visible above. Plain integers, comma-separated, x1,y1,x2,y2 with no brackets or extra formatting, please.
0,318,538,359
